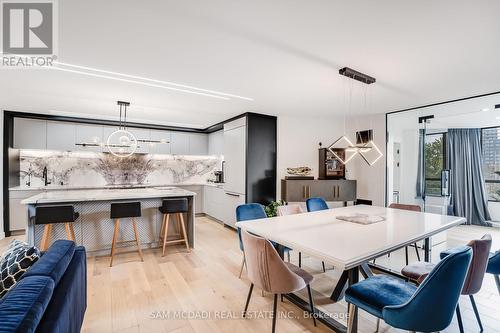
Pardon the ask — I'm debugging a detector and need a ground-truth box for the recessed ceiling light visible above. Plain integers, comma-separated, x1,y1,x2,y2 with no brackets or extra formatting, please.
481,108,490,112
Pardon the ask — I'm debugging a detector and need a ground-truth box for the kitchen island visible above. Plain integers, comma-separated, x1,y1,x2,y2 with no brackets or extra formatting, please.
22,187,196,255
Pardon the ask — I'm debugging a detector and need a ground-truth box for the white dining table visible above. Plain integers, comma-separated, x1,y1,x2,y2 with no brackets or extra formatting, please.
235,205,466,333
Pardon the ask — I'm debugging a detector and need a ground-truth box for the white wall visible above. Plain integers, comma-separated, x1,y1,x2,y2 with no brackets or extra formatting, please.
277,114,344,197
488,202,500,222
346,114,386,206
277,113,387,206
0,110,4,239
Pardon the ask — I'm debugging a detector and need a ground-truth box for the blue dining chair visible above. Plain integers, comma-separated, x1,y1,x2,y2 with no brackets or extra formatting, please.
305,197,328,272
487,250,500,294
306,197,329,212
236,203,290,278
345,246,472,333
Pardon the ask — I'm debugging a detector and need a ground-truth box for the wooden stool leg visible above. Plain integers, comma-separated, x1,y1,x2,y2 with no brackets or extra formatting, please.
162,214,170,256
69,223,76,242
159,214,166,240
65,223,75,241
110,219,120,267
40,224,52,251
174,213,180,235
178,213,190,251
132,218,144,262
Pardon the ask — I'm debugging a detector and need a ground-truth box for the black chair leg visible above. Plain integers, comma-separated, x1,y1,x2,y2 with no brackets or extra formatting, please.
469,295,483,331
413,243,421,261
494,275,500,295
243,283,254,317
272,293,278,333
299,252,302,268
322,261,326,273
405,246,409,266
456,304,464,333
306,284,317,327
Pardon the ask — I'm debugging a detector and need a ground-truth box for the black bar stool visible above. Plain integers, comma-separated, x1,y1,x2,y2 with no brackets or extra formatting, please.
158,198,190,256
34,205,79,251
109,202,144,267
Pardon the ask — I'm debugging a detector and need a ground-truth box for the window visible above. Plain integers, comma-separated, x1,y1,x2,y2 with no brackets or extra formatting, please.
481,127,500,201
425,133,446,196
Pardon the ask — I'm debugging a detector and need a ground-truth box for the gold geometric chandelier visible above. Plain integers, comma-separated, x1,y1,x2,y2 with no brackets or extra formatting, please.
328,67,383,166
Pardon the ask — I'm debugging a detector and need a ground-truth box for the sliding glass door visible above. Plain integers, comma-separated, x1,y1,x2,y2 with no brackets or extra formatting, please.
386,92,500,226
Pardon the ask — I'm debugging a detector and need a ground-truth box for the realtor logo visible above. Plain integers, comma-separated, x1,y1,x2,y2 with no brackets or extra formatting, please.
1,0,57,67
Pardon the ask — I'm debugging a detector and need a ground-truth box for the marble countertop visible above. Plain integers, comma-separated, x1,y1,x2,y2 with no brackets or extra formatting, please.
10,182,224,191
21,187,197,204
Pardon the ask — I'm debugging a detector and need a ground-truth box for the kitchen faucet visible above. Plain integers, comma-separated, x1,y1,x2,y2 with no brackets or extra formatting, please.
43,166,51,186
25,166,33,187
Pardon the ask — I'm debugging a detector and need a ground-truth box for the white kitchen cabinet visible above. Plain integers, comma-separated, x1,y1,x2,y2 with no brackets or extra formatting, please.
189,133,208,155
177,185,204,214
75,124,104,152
208,130,224,156
102,126,120,154
204,185,226,222
149,130,171,155
171,132,190,155
221,191,245,228
102,126,119,140
205,185,245,228
9,190,43,231
13,118,47,149
46,121,77,151
128,128,151,154
223,122,246,195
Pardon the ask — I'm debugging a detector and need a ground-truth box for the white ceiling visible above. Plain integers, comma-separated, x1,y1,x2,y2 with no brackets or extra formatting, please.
388,93,500,133
2,0,500,128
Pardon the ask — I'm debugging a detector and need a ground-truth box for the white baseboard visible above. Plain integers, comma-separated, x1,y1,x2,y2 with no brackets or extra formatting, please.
0,232,5,240
489,221,500,228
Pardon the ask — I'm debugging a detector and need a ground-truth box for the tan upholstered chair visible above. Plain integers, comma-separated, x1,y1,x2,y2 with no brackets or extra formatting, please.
277,204,303,216
241,230,316,332
388,203,422,265
277,204,326,272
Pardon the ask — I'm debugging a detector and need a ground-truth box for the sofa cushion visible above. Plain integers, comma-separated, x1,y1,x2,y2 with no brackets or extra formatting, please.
22,240,75,287
345,275,417,318
0,275,54,333
0,240,41,298
35,247,87,333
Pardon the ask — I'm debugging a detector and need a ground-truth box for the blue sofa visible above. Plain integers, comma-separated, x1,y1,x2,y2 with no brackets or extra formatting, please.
0,240,87,333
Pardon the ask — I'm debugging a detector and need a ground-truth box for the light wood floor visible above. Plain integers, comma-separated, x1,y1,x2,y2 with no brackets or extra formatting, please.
1,217,499,333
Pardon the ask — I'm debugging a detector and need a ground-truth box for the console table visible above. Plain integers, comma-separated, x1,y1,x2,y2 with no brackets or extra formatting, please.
281,179,357,204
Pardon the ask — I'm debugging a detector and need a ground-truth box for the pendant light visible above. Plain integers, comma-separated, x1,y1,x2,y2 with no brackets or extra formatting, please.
327,70,359,165
74,101,170,155
357,83,383,166
328,67,382,166
107,101,138,157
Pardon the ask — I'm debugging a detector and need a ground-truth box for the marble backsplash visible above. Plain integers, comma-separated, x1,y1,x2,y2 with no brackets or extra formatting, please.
19,149,222,188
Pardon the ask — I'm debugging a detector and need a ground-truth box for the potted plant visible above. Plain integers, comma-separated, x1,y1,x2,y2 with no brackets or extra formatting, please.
264,200,286,217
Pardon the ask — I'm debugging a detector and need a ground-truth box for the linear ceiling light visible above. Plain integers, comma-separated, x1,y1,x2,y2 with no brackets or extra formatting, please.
54,61,253,101
50,66,230,100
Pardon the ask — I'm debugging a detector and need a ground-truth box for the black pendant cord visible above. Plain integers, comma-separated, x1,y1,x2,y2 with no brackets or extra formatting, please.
118,104,123,130
123,104,128,131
